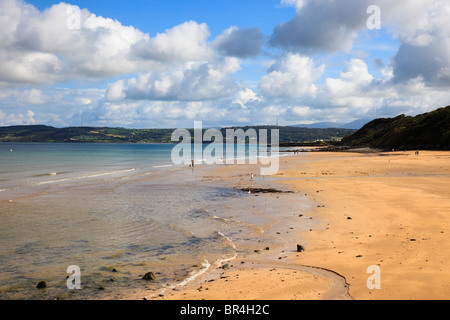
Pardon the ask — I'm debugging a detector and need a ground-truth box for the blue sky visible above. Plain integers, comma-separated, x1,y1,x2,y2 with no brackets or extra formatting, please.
27,0,296,41
1,0,449,128
26,0,297,88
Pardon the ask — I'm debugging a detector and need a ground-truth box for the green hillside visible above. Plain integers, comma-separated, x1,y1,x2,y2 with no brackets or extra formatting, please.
0,126,175,143
341,106,450,150
0,125,356,144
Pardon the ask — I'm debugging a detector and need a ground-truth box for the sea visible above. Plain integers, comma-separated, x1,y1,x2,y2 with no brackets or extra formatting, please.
0,143,311,300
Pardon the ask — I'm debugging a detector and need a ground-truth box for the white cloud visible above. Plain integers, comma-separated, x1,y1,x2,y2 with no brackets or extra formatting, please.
274,0,450,87
105,80,127,102
0,109,35,126
107,57,241,102
259,54,324,98
0,50,62,86
325,59,374,103
0,1,149,82
291,106,311,117
232,88,262,109
280,0,307,10
0,1,215,85
86,98,235,128
1,0,450,128
0,88,63,105
17,88,63,105
133,21,212,62
381,0,449,46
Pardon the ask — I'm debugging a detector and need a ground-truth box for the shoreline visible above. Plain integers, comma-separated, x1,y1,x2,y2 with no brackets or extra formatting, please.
127,155,352,301
132,149,450,300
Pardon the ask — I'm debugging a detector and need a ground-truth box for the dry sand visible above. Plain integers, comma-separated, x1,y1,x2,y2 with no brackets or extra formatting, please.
148,150,450,300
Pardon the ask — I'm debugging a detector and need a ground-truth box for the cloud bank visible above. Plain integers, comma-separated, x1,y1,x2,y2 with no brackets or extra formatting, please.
1,0,450,128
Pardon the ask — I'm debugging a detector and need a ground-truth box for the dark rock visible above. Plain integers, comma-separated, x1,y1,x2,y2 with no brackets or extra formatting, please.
297,244,305,252
36,281,47,289
142,272,156,281
237,187,294,194
222,264,230,270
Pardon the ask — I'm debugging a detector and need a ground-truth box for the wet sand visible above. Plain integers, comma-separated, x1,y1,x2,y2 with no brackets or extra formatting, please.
137,150,450,300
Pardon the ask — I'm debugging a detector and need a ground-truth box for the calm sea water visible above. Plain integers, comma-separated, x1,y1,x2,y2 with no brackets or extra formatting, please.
0,143,306,300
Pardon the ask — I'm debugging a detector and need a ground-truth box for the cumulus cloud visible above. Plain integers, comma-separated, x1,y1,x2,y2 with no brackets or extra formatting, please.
0,1,214,85
380,0,449,46
0,1,148,83
105,80,127,102
2,0,450,129
270,0,370,53
132,21,213,62
392,40,450,86
0,109,35,126
213,26,264,58
272,0,450,88
259,54,324,98
232,88,262,108
106,57,241,102
87,96,250,128
17,88,63,105
321,62,387,117
386,0,450,86
0,88,64,106
325,59,374,104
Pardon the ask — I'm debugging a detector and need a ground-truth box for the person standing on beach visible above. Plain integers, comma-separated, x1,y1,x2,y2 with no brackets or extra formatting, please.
249,173,254,193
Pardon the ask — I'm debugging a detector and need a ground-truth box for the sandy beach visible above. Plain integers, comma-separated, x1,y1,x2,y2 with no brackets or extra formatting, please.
145,150,450,300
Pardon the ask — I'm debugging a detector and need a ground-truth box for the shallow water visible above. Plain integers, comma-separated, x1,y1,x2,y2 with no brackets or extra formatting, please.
0,143,310,300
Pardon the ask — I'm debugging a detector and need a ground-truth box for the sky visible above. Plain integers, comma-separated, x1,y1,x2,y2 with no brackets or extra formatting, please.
1,0,450,128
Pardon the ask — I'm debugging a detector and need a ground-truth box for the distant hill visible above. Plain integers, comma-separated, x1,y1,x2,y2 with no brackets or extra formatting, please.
292,118,375,130
340,106,450,150
0,126,175,143
0,125,356,144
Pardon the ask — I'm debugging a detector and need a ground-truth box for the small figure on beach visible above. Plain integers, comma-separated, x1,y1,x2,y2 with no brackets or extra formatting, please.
415,150,420,156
